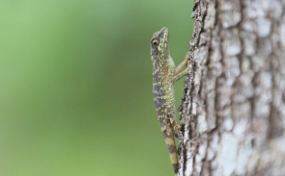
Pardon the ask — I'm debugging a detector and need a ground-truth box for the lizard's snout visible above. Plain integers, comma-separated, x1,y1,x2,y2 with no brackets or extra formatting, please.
159,27,168,36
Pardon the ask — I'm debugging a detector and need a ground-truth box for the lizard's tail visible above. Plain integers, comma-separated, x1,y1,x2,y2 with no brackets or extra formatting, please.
164,136,179,175
158,116,179,175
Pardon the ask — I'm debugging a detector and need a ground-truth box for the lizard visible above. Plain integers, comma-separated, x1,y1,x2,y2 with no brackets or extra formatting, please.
150,27,189,176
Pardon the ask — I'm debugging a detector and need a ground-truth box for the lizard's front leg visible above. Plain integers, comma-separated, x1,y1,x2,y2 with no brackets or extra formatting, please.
172,53,190,83
174,52,189,75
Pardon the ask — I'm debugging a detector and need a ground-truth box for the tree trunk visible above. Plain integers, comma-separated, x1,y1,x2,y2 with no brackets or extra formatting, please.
178,0,285,175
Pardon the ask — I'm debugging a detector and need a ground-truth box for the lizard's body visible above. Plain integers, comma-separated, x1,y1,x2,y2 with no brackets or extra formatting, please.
150,27,189,176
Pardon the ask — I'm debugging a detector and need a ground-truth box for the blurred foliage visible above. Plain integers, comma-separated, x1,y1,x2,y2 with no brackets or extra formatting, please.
0,1,193,176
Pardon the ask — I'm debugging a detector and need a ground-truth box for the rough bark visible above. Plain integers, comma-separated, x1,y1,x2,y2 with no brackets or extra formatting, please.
178,0,285,176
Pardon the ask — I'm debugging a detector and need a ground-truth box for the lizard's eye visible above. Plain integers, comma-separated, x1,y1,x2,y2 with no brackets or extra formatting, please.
152,39,159,46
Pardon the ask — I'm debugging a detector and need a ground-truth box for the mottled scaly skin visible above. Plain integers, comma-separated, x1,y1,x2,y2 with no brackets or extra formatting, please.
150,27,188,176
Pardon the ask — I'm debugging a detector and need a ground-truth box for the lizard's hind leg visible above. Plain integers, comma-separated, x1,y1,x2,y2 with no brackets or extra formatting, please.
168,110,183,139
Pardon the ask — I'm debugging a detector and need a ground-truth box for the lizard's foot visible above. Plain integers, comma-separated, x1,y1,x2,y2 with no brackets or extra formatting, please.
173,125,184,140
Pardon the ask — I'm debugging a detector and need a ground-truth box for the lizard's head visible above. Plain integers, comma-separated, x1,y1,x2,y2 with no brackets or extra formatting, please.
150,27,169,60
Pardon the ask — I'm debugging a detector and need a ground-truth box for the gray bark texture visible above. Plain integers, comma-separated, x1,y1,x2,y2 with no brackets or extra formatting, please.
178,0,285,176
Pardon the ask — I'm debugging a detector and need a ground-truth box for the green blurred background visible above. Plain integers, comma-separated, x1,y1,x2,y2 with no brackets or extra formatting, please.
0,1,193,176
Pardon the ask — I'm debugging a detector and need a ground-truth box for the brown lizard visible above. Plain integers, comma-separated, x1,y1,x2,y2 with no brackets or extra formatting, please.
150,27,189,176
